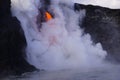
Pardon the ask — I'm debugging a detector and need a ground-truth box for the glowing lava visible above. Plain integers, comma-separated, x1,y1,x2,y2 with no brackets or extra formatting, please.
45,12,53,21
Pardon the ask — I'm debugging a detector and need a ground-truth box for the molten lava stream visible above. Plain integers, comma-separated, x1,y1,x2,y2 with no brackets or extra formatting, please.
45,11,53,21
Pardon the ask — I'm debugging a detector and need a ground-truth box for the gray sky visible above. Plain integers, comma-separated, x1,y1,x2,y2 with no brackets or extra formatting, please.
73,0,120,9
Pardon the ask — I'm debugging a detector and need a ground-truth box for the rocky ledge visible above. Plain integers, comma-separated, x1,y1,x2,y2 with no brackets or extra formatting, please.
75,3,120,62
0,0,35,76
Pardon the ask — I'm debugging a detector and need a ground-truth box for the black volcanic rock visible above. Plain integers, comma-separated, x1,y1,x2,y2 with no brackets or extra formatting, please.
74,3,120,62
0,0,11,18
0,0,35,76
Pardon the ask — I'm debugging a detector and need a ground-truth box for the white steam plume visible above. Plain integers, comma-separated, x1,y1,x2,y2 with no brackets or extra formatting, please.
11,0,107,70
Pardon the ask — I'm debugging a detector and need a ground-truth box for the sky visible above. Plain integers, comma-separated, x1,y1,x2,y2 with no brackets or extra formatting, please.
73,0,120,9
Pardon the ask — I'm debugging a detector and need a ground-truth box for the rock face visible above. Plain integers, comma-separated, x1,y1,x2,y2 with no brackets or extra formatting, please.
74,3,120,62
0,0,35,75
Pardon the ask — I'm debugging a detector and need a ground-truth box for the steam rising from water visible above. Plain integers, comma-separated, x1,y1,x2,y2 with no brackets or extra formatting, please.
11,0,107,70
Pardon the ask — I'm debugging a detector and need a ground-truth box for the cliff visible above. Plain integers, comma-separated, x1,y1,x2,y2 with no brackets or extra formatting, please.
75,3,120,62
0,0,35,76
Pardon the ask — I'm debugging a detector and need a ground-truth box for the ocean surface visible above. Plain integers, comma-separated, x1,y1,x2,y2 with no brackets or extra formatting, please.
2,65,120,80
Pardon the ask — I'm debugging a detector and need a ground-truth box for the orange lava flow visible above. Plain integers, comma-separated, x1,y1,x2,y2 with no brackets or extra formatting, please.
45,12,53,21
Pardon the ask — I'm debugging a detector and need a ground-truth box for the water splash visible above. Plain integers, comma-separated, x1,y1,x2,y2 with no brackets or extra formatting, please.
11,0,107,70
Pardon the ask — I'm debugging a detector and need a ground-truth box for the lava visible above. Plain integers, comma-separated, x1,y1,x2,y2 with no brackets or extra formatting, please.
45,11,53,21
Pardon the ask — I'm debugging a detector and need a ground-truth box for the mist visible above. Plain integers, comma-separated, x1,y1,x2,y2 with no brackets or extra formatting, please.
11,0,107,71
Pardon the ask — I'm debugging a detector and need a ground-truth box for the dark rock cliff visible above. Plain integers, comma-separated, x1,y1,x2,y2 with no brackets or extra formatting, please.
74,3,120,62
0,0,35,76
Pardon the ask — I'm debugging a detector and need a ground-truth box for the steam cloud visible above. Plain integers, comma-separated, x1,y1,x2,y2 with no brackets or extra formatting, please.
11,0,107,70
